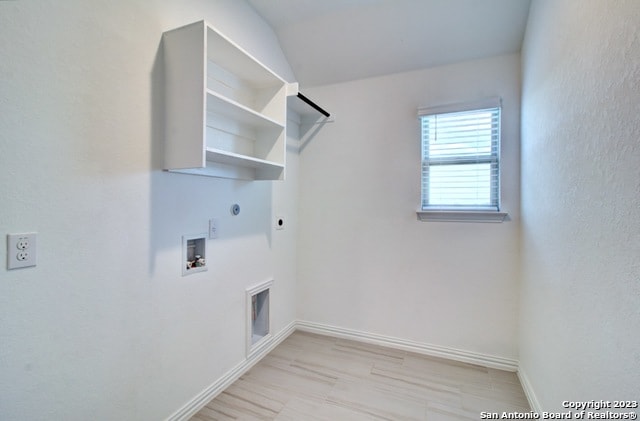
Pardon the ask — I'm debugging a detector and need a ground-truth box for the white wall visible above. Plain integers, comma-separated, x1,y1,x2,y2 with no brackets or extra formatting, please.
0,1,298,420
519,0,640,410
297,54,521,360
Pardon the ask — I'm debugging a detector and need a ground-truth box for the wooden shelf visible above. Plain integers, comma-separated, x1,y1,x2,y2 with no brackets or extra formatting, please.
205,148,284,171
205,28,283,90
206,90,284,131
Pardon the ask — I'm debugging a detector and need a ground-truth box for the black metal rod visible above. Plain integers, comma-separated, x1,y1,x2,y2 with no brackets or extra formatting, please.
297,92,330,118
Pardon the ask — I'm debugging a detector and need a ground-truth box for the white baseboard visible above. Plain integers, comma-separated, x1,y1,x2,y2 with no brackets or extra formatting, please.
165,320,296,421
517,366,542,413
296,320,519,371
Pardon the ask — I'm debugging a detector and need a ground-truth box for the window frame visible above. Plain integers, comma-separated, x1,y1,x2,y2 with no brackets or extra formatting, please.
416,98,508,223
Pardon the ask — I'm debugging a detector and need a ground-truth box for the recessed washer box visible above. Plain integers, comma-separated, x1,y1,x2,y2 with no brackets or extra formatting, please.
182,234,207,276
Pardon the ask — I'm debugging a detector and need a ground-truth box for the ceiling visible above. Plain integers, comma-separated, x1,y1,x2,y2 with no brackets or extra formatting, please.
247,0,531,87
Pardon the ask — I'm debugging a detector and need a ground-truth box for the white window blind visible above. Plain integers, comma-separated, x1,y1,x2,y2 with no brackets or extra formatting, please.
419,99,501,211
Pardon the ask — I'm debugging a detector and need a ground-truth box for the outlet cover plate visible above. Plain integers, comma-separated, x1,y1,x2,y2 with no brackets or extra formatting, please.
209,218,219,239
7,233,37,269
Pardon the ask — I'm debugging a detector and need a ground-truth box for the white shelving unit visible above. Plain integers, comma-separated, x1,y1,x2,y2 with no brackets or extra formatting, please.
163,20,287,180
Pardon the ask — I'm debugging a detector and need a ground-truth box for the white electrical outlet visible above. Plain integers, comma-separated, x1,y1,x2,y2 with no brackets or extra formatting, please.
7,232,37,269
209,218,219,239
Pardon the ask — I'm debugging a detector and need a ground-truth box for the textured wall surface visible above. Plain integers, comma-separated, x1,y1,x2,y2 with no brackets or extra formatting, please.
0,1,297,420
519,0,640,410
4,0,638,418
297,54,522,360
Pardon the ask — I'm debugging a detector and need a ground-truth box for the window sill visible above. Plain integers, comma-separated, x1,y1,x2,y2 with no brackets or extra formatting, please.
416,210,508,223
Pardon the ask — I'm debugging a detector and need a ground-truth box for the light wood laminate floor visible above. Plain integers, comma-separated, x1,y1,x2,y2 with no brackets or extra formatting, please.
191,331,530,420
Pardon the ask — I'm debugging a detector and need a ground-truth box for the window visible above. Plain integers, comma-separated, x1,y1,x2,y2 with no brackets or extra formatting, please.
417,98,507,222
